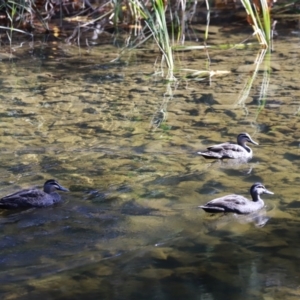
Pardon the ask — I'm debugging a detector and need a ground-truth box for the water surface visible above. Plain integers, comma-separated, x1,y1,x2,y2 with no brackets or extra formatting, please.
0,26,300,300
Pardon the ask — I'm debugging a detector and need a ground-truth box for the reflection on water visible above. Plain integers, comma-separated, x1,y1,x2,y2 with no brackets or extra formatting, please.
202,208,271,229
0,30,300,299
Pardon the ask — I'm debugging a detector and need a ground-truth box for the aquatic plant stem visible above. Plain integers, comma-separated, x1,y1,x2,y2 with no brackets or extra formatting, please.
240,0,270,48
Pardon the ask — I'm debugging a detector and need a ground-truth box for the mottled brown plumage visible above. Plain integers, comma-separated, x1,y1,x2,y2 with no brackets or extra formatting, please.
199,183,273,214
0,179,69,209
198,133,258,160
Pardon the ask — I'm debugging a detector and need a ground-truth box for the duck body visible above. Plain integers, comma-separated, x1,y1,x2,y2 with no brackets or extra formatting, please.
198,133,258,160
0,179,69,209
199,182,273,214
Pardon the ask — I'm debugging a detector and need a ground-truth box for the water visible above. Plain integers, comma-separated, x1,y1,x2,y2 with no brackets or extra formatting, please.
0,27,300,299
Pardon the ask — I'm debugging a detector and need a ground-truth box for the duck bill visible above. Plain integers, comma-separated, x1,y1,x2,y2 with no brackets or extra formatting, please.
264,189,274,195
58,185,69,192
249,138,259,145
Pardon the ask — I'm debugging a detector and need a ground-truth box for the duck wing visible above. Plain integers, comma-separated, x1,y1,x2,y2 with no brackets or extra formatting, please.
200,194,248,213
206,142,231,152
208,143,245,154
199,142,246,159
0,189,45,208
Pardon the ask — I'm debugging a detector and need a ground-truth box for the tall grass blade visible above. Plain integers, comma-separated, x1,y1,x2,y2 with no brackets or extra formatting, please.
240,0,270,48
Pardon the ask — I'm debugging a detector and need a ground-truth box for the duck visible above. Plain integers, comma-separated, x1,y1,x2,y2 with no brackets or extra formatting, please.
0,179,69,209
199,182,273,214
197,133,258,160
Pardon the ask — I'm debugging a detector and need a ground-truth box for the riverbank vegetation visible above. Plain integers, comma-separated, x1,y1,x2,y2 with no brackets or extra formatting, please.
0,0,298,79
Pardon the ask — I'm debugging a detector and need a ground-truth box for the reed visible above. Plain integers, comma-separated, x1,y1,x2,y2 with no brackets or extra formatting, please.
240,0,271,48
0,0,273,78
146,0,175,79
260,0,271,44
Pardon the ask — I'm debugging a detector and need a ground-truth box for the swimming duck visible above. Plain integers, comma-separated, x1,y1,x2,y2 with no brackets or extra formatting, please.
198,133,258,160
199,182,273,214
0,179,69,209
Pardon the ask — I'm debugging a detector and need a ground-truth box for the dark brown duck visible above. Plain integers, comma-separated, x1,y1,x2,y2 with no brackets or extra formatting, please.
198,133,258,160
0,179,69,208
199,182,273,214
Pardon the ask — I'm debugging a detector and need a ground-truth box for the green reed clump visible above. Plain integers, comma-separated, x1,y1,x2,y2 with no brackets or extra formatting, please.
0,0,274,77
240,0,271,47
136,0,175,79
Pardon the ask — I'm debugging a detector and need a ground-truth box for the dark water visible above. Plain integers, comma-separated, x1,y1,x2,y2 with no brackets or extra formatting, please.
0,27,300,300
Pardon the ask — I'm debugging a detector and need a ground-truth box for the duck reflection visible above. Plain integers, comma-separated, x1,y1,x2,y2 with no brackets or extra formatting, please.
205,158,257,175
202,208,270,229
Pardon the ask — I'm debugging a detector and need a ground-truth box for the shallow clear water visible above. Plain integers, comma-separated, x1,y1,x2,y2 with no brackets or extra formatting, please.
0,26,300,300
